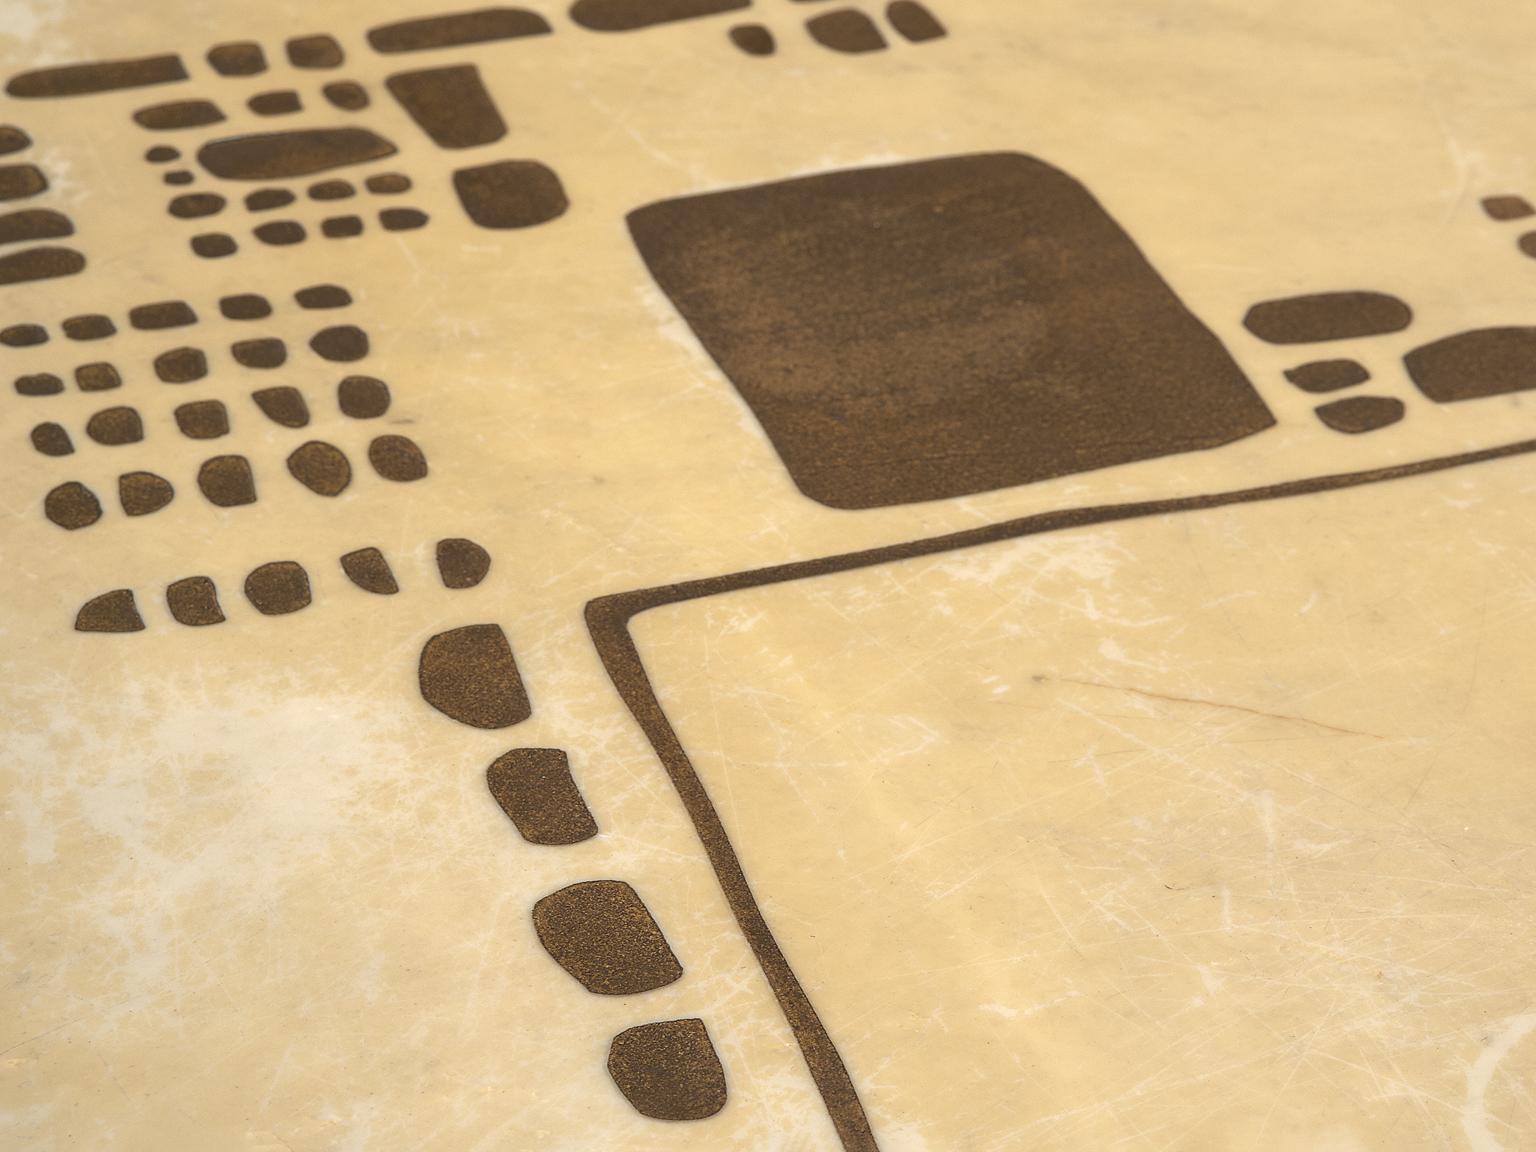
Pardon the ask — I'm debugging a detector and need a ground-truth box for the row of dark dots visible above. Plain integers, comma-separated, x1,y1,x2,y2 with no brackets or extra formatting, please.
728,1,945,56
1481,194,1536,259
43,435,428,530
243,82,370,116
1278,358,1406,433
191,212,427,257
29,377,391,456
0,284,351,351
207,35,345,77
168,175,412,221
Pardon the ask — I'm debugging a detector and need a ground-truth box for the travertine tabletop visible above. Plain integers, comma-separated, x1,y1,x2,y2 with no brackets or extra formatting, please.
2,2,1534,1149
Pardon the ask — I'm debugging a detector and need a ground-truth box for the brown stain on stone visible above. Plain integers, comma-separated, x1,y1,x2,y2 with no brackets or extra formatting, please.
85,406,143,446
287,34,344,69
119,471,174,516
0,246,84,284
252,386,311,427
368,434,427,481
340,546,398,594
606,1019,728,1121
486,748,597,845
571,0,749,32
45,481,102,529
338,375,390,418
220,293,272,320
368,8,552,52
166,576,225,626
533,880,682,994
197,455,257,506
133,100,225,130
233,337,287,368
1,322,47,346
8,55,188,98
30,422,73,456
207,42,267,77
807,9,887,52
1313,395,1404,434
244,561,312,614
296,284,351,309
453,159,568,228
436,537,491,588
287,440,352,496
129,300,197,329
154,346,208,383
198,129,397,181
1283,359,1370,393
75,590,144,633
418,623,530,728
75,362,122,391
15,372,63,396
1243,291,1412,344
0,208,73,245
63,314,115,341
385,65,506,150
886,0,946,41
174,400,229,439
1404,327,1536,403
310,324,369,362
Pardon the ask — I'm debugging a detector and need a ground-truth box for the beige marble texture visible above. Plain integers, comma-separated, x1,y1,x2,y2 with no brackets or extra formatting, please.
1,0,1534,1148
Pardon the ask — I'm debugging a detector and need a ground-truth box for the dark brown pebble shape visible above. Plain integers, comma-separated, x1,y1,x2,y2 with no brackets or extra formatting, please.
379,207,428,230
75,362,122,391
164,170,194,186
0,208,73,245
220,293,272,320
323,81,369,111
133,100,225,130
46,481,102,529
244,561,312,614
197,455,257,506
154,346,208,383
166,576,224,626
287,440,352,496
340,547,398,594
0,125,31,155
6,55,189,99
487,749,598,846
145,145,180,163
1482,195,1534,221
248,90,302,116
174,400,229,439
0,163,48,200
119,471,174,516
607,1019,728,1121
1519,232,1536,260
192,233,237,258
1314,395,1406,434
321,215,363,238
368,434,427,481
254,220,306,246
287,34,344,69
198,128,396,181
437,537,491,588
729,24,775,55
452,160,568,229
86,406,143,446
0,246,85,283
807,9,888,52
30,422,73,456
168,193,225,219
886,0,946,41
251,386,310,427
296,284,351,309
1284,359,1370,393
533,880,682,995
418,623,530,728
245,189,294,212
63,314,115,341
75,590,144,633
15,372,63,395
338,375,389,417
207,42,267,76
308,179,354,201
1242,291,1412,344
1404,326,1536,402
129,300,197,329
232,337,287,368
365,173,410,194
1,322,47,346
310,324,369,361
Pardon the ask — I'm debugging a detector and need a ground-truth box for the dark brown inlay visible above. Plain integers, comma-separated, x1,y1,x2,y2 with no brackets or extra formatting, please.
220,293,272,320
85,406,143,446
191,233,236,258
0,322,47,346
75,590,144,634
365,172,411,194
1405,327,1536,403
207,42,267,77
287,35,344,69
321,215,364,237
338,374,390,417
0,246,83,284
15,372,63,395
245,188,295,212
607,1020,728,1121
1243,291,1412,344
154,346,208,383
75,362,122,391
168,193,225,219
252,386,311,427
437,537,491,588
254,220,307,246
245,561,312,614
7,55,188,98
368,8,552,51
119,471,174,516
380,207,428,230
340,546,398,594
64,314,115,341
286,440,352,496
310,324,369,361
0,126,31,155
1481,195,1534,222
174,399,229,439
323,81,369,111
45,481,102,529
198,128,397,181
886,0,946,40
30,422,73,456
133,100,225,130
807,9,887,52
368,433,427,481
571,0,749,31
308,179,354,200
487,748,597,845
296,283,351,309
164,170,194,186
197,455,257,506
453,159,568,229
0,209,73,245
729,24,775,55
166,576,224,626
628,152,1273,509
385,65,505,149
418,623,530,728
249,91,302,116
145,145,179,163
1314,395,1405,434
533,880,682,995
130,300,197,329
1520,232,1536,259
1284,359,1370,394
232,337,287,368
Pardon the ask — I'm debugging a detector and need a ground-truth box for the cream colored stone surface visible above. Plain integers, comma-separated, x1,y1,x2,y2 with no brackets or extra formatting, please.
0,0,1533,1148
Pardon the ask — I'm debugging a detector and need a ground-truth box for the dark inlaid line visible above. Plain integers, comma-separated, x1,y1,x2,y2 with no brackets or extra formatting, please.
174,399,229,439
168,193,225,219
0,125,31,155
1243,291,1412,344
340,546,398,594
248,91,302,116
232,337,287,368
208,42,267,77
323,81,370,111
453,159,567,228
385,65,505,149
0,164,47,201
8,55,188,99
75,590,144,633
198,128,397,181
338,374,389,417
191,233,237,258
369,433,427,480
807,9,887,52
64,314,115,341
30,422,73,456
45,481,102,529
0,322,47,346
119,470,174,516
368,8,552,52
130,300,197,329
154,346,208,383
251,385,310,427
437,537,491,588
167,576,225,626
75,362,122,391
1314,395,1405,434
287,440,352,496
418,623,529,728
571,0,749,32
296,283,351,309
0,208,73,246
533,880,682,994
287,35,344,69
885,0,945,42
1519,232,1536,260
85,406,143,446
15,372,63,395
245,561,312,614
729,24,775,55
607,1020,728,1121
221,293,272,320
198,454,257,507
487,748,598,845
133,100,224,130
